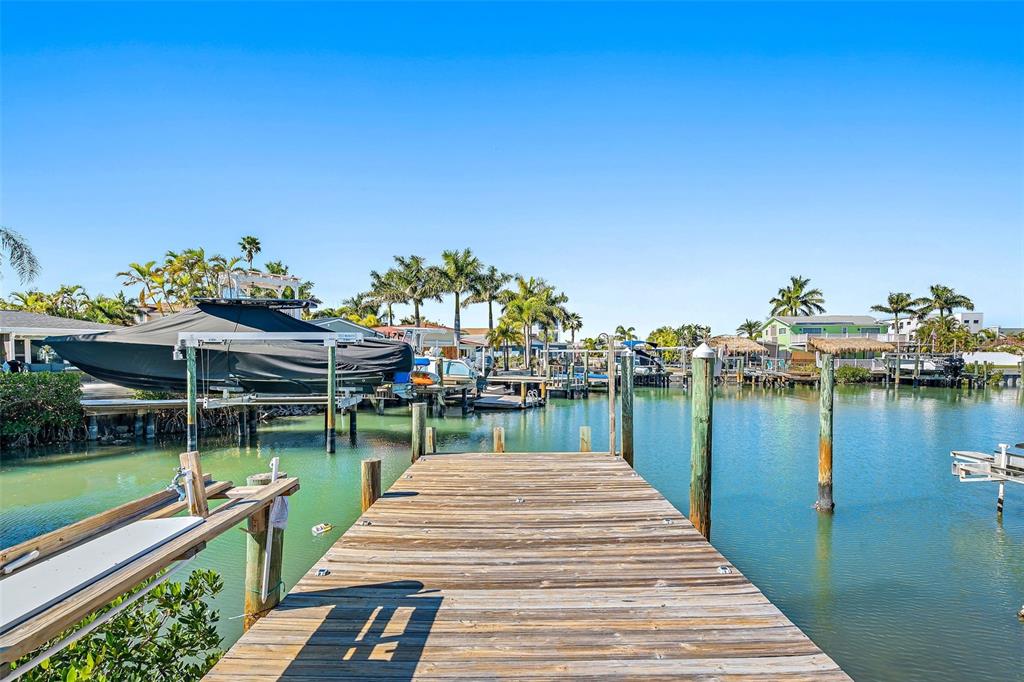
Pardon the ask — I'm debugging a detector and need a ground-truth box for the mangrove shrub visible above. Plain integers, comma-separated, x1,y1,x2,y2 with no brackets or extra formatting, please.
0,372,83,447
11,569,224,682
835,366,871,384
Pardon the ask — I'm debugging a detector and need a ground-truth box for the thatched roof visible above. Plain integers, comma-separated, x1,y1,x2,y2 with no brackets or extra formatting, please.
707,335,767,354
808,337,894,354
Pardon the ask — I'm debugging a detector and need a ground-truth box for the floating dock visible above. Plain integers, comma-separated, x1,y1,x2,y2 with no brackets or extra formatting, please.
206,452,848,680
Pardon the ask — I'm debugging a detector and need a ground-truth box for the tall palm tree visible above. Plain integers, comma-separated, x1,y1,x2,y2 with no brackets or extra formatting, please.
369,269,407,326
769,275,826,316
238,235,262,270
736,319,762,339
464,265,512,334
437,248,482,347
499,276,567,370
0,227,40,284
912,284,974,320
340,292,381,319
393,255,442,327
870,292,916,353
563,312,583,344
487,319,523,371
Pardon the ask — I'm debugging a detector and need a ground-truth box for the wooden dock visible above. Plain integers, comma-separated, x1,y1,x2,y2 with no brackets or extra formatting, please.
206,452,848,680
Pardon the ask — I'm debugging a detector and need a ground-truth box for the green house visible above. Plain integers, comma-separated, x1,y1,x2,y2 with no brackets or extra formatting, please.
761,315,885,351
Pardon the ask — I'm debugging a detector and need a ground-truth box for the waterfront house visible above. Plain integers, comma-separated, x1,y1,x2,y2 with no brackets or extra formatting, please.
760,315,887,351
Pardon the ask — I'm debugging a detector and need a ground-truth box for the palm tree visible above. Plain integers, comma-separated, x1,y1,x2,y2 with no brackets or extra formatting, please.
369,269,407,326
464,265,512,334
769,276,826,316
487,319,523,371
912,284,974,320
437,248,482,347
117,261,161,307
340,292,381,319
392,255,443,327
563,312,583,344
870,292,916,353
615,325,637,341
499,276,568,370
0,227,40,284
736,319,763,339
238,236,261,270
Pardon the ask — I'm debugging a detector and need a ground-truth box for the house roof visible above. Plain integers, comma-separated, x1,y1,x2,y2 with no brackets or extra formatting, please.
771,315,881,327
461,327,490,336
311,317,381,336
0,310,120,332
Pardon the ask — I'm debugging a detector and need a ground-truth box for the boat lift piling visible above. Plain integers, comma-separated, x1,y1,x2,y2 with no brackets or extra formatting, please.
689,342,715,540
951,443,1024,516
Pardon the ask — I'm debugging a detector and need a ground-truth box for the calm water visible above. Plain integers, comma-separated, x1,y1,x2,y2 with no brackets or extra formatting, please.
2,385,1022,681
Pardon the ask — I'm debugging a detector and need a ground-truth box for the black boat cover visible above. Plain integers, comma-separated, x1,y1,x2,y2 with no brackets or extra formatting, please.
45,303,413,394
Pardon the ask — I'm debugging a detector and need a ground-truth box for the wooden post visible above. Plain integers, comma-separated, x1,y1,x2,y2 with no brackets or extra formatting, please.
361,458,381,512
519,380,527,407
326,344,336,453
348,406,357,436
816,352,836,512
607,344,617,456
178,450,209,517
689,343,715,539
411,402,426,462
87,415,98,441
583,350,590,395
894,350,901,388
425,426,436,453
621,350,635,467
235,407,246,445
247,406,258,438
134,410,144,439
579,426,591,452
185,345,198,452
243,469,285,631
461,388,469,415
145,411,155,440
493,426,505,453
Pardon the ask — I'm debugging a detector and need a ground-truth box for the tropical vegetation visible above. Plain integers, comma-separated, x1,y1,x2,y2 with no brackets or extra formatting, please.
736,319,762,339
12,569,224,682
0,226,40,284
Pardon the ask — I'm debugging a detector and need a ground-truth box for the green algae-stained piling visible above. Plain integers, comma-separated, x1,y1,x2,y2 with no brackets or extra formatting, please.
326,345,336,454
204,452,849,681
689,342,715,540
186,345,198,451
621,350,635,467
817,353,836,512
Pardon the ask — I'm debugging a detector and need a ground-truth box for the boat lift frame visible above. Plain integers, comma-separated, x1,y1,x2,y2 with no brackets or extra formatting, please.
175,331,365,453
951,444,1024,515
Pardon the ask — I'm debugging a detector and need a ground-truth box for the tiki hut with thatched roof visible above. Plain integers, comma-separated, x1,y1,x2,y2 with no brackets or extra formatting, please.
707,335,768,355
807,337,893,355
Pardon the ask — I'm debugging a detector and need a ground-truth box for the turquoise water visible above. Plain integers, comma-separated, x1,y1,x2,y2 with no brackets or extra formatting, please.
2,385,1022,681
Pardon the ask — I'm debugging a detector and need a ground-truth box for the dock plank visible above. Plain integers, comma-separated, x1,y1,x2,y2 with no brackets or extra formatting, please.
205,453,847,680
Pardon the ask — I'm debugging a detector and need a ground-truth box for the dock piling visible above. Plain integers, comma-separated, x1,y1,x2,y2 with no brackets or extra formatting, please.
326,345,336,453
411,402,426,462
426,426,436,453
579,425,591,452
689,342,715,539
185,346,198,451
816,352,836,512
622,350,635,467
145,411,155,441
608,344,617,456
243,469,285,631
360,458,381,512
493,426,505,453
178,450,209,518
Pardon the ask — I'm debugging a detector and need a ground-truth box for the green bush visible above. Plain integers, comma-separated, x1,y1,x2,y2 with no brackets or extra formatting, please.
12,569,224,682
835,365,871,384
0,372,83,447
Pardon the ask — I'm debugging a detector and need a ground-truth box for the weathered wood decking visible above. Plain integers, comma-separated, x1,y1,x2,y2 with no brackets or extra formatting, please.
206,452,849,680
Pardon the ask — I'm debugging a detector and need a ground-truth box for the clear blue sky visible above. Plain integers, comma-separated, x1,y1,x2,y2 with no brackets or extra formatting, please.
3,2,1022,336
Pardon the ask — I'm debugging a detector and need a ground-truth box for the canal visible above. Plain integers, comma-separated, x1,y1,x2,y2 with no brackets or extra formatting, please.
1,385,1022,681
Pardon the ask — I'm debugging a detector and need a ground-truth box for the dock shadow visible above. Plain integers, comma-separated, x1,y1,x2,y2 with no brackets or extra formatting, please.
281,580,441,680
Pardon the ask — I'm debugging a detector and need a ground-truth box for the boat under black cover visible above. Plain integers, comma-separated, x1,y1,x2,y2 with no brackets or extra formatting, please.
46,303,413,394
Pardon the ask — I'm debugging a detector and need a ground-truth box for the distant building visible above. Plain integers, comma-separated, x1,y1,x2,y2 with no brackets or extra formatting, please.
0,310,119,367
953,311,985,334
761,315,886,351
